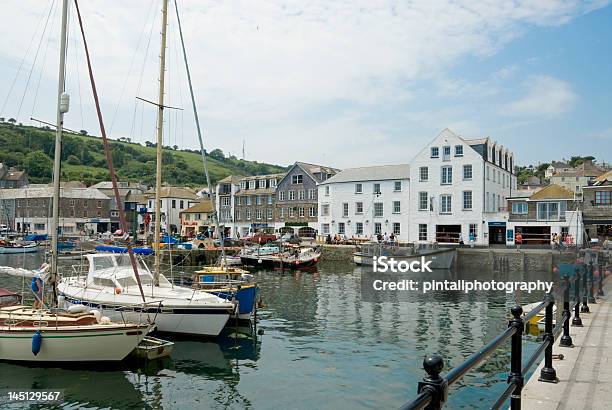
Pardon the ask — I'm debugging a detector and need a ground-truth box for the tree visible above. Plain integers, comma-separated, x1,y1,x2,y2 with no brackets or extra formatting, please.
536,163,550,173
8,118,16,124
80,129,88,135
25,150,53,180
66,155,81,165
145,141,155,147
0,117,4,122
173,145,178,150
209,148,224,160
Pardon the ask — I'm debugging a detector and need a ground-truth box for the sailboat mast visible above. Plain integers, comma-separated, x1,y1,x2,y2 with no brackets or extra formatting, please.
50,0,70,304
154,0,169,285
172,0,226,267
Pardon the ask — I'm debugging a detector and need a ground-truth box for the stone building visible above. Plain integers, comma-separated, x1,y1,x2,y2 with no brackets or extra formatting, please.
0,163,28,188
276,162,339,237
582,170,612,241
233,173,285,237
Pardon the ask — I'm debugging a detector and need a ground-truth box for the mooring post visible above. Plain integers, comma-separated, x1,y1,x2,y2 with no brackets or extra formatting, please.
572,267,583,327
588,262,597,304
509,306,524,409
581,266,590,313
417,355,448,410
539,293,558,383
559,277,573,347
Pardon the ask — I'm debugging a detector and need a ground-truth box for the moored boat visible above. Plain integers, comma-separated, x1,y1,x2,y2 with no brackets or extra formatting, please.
353,242,455,270
195,266,258,320
0,242,38,254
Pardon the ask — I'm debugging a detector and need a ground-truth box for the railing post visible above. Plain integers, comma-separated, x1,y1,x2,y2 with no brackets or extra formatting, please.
538,293,558,383
559,276,573,347
572,267,583,327
588,262,597,304
581,267,590,313
597,263,605,297
508,305,524,409
417,355,448,410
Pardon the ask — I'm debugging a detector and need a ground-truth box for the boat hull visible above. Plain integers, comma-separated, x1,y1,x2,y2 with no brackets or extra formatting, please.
240,254,320,270
0,245,38,254
353,249,455,270
209,285,258,319
0,325,147,362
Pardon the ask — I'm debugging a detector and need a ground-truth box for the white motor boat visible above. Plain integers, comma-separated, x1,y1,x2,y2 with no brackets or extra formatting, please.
0,242,38,254
59,253,236,336
0,289,149,362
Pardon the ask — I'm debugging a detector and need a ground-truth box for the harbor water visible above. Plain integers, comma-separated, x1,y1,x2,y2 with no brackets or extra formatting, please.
0,252,554,409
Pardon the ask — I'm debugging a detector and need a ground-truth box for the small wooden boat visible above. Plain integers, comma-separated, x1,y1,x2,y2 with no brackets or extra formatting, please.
0,242,38,254
132,336,174,360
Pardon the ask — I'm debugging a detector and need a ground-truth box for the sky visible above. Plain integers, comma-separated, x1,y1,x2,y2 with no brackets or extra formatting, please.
0,0,610,169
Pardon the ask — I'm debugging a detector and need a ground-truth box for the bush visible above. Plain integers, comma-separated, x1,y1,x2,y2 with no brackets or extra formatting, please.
66,154,81,165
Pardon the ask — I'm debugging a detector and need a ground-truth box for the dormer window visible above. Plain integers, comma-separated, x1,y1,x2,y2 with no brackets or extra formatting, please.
248,180,255,189
269,179,277,188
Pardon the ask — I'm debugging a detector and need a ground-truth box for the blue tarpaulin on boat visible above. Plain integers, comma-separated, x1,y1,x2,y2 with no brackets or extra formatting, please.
95,245,154,256
161,235,179,244
25,234,48,241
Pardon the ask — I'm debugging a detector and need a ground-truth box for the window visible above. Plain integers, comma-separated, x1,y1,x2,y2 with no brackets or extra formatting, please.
393,223,400,236
594,191,611,205
309,207,317,217
431,147,439,158
419,192,428,211
248,180,255,189
97,200,102,208
440,195,451,214
289,207,295,217
256,209,263,220
321,204,330,216
463,191,472,210
338,222,345,234
374,222,382,235
70,199,75,207
279,208,285,219
419,167,428,182
292,174,303,184
83,210,88,217
255,195,262,205
455,145,463,157
240,181,247,190
245,196,252,205
393,201,401,214
268,195,273,205
70,209,75,217
288,190,295,200
322,224,330,234
180,200,184,209
325,186,330,196
298,190,305,200
355,202,363,214
83,200,88,208
485,192,489,212
537,202,559,221
342,203,349,217
373,202,383,217
443,146,451,161
269,179,277,188
486,166,490,180
355,183,363,194
356,222,363,235
463,164,472,180
308,189,316,200
441,166,452,184
469,224,478,239
394,181,402,192
110,210,119,217
298,207,305,217
373,183,381,194
418,224,427,241
279,191,286,201
221,197,230,206
267,209,273,220
172,200,176,209
246,209,251,220
97,210,102,217
236,197,241,206
34,223,45,231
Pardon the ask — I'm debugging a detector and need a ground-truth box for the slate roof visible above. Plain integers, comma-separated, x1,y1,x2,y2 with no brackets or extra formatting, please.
320,164,410,184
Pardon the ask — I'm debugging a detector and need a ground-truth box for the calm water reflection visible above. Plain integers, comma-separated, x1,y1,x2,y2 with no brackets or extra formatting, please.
0,253,553,409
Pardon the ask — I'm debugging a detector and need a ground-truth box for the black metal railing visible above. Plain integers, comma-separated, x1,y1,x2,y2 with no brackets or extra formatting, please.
400,259,607,410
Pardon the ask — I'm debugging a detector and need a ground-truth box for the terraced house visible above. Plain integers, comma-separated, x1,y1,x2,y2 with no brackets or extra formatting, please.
233,173,285,237
275,162,339,237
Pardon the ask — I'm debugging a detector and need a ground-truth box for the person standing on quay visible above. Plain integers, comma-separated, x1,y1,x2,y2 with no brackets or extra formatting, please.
515,231,523,250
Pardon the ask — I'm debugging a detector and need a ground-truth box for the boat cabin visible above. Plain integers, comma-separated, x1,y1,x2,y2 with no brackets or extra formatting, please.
85,253,172,292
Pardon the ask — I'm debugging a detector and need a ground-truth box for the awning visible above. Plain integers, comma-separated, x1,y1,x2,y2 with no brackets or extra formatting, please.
583,219,612,225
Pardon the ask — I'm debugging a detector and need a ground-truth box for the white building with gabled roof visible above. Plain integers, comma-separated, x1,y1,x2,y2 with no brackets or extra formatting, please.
318,164,410,242
408,129,517,245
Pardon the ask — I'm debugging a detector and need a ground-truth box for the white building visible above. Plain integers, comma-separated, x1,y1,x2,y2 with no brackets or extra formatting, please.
408,129,517,245
318,165,411,242
145,187,199,235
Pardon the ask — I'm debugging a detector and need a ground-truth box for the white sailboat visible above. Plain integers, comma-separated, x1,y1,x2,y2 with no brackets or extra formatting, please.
0,0,149,362
58,0,236,336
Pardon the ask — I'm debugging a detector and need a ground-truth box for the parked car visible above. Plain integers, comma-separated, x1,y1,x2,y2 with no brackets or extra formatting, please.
242,232,277,244
0,224,9,233
280,233,302,245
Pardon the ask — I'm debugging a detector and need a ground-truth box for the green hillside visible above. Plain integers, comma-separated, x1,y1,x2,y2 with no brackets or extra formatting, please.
0,122,287,186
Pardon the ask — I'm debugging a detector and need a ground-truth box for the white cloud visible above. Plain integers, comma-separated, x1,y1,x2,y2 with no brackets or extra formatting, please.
0,0,607,168
503,75,577,118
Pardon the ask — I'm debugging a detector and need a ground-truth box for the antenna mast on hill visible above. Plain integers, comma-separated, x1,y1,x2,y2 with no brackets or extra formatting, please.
242,140,245,160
